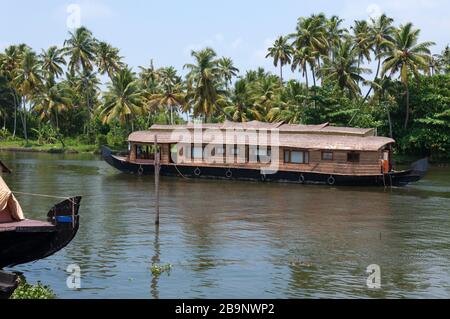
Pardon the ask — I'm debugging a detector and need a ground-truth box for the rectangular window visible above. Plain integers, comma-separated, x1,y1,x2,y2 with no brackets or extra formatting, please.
284,149,309,164
215,146,225,155
192,146,203,160
347,152,360,163
322,151,333,161
230,147,240,156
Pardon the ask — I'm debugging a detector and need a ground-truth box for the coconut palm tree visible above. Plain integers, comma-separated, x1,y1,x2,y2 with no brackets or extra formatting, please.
99,67,143,129
289,14,327,87
14,49,43,142
95,41,123,78
40,46,66,81
326,15,346,60
351,20,372,71
381,22,435,128
33,81,73,146
266,36,293,82
184,47,224,122
217,57,239,90
63,27,96,74
0,45,27,136
291,47,316,88
146,67,186,124
247,75,282,120
320,39,371,97
433,46,450,74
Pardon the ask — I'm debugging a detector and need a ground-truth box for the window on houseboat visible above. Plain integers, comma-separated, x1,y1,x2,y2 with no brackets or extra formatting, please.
215,146,225,155
192,145,203,160
322,151,333,161
230,146,240,156
170,144,178,163
347,152,360,162
257,147,271,163
284,149,309,164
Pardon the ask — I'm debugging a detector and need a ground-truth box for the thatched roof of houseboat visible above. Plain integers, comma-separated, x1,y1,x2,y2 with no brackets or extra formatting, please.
128,121,394,151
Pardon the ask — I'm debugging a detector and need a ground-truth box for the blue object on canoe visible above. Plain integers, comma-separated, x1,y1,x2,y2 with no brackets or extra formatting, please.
56,216,73,223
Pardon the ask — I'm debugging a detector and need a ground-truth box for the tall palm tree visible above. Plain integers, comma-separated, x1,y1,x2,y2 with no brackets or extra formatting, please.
184,47,225,122
217,57,239,90
33,81,73,146
95,41,123,78
370,14,396,80
291,47,315,88
266,36,293,82
99,67,143,129
64,27,98,134
63,27,96,74
351,20,372,71
320,39,371,97
289,14,327,87
146,67,186,124
381,22,435,128
326,15,346,60
0,45,27,136
14,49,43,141
40,46,66,81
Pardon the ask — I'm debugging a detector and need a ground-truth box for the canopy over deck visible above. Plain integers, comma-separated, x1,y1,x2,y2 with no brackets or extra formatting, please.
128,121,394,152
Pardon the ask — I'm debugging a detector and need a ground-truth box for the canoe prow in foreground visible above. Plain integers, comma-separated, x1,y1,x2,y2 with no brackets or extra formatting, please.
0,270,18,299
0,196,82,269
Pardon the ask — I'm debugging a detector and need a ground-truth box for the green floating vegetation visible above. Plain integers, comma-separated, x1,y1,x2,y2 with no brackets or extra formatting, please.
150,263,172,277
10,276,56,299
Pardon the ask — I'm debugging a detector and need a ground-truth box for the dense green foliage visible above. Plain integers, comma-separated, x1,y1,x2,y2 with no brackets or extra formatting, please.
10,276,56,299
0,14,449,158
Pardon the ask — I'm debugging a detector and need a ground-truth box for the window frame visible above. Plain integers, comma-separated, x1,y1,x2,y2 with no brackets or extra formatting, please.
347,152,360,163
321,151,333,161
284,149,309,164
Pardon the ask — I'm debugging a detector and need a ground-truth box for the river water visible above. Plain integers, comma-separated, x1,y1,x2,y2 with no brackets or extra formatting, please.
1,151,449,298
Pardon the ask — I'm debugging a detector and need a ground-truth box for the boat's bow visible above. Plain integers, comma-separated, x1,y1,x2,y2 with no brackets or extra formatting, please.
0,270,18,299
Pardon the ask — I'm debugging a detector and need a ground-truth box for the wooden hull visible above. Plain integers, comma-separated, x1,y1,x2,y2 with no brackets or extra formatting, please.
102,146,426,187
0,197,81,269
0,271,18,299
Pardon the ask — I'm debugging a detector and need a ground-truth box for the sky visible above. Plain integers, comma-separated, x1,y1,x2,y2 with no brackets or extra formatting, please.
0,0,449,81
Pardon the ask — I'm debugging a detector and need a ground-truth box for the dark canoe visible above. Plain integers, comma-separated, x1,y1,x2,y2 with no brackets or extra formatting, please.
0,270,19,299
0,196,81,269
102,146,428,187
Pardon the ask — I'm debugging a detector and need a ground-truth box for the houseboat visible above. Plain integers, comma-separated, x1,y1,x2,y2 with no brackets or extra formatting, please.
101,121,428,186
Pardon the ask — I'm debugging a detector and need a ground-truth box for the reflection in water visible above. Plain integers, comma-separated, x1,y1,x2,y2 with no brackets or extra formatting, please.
150,225,160,299
1,151,450,298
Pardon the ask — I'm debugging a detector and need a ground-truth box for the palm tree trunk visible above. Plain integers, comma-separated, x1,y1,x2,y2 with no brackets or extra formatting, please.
311,64,316,87
404,84,410,129
21,96,28,142
349,56,383,125
304,69,309,89
170,105,174,125
280,64,283,83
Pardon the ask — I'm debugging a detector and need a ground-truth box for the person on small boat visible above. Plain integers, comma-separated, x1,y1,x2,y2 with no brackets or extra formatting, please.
0,176,24,223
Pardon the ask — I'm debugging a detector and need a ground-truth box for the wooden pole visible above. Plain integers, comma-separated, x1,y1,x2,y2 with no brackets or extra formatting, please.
154,135,160,225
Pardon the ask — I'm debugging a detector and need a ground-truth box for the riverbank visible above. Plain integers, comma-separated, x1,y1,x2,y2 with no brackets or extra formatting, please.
0,139,98,154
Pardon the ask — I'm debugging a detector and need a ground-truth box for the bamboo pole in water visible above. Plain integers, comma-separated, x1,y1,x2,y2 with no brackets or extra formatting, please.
154,135,160,225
